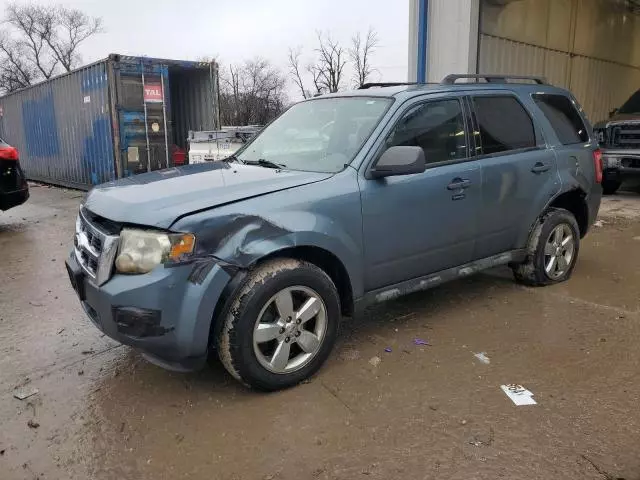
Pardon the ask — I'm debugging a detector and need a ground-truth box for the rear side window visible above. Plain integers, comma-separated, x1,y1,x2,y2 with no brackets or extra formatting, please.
532,94,588,145
472,96,536,155
387,99,467,165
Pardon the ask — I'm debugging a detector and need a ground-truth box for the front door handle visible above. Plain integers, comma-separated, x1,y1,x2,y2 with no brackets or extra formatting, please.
531,162,550,173
447,178,471,190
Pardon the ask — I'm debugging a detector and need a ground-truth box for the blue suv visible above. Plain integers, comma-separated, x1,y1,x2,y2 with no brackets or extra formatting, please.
66,74,602,390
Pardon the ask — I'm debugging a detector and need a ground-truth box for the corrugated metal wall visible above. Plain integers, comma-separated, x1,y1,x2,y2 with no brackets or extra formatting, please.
0,61,116,189
479,0,640,123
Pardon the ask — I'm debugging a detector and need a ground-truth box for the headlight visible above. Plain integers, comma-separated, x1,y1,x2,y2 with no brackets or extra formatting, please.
115,229,195,274
603,155,621,168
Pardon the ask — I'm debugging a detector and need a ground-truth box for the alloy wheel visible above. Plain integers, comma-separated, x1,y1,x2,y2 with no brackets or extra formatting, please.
544,223,575,279
252,286,328,374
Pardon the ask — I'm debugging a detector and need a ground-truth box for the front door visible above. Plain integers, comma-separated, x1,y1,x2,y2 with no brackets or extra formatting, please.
359,96,481,291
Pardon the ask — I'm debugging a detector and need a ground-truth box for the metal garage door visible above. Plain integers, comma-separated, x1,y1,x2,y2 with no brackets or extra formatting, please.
479,0,640,123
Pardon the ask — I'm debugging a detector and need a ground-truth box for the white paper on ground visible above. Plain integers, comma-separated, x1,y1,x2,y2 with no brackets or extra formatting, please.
500,384,537,406
474,352,490,364
13,386,39,400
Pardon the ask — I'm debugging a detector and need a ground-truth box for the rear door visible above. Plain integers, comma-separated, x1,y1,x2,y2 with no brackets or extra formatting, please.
469,92,560,258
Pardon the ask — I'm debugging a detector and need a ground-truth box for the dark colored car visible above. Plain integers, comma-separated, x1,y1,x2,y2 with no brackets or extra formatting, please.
594,89,640,194
0,137,29,211
67,74,602,391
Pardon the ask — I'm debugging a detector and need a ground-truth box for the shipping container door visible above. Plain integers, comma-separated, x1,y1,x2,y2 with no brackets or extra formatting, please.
115,60,172,175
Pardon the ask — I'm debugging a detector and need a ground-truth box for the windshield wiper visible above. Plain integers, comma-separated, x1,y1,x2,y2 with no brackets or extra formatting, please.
243,158,287,169
222,153,240,163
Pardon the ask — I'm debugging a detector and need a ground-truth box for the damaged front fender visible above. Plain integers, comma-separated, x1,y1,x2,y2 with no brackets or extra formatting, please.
173,210,364,298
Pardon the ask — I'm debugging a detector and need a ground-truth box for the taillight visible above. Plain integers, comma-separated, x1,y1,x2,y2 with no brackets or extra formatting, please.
0,146,18,161
593,148,603,184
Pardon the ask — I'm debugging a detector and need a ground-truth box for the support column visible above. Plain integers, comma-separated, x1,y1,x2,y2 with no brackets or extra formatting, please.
408,0,481,83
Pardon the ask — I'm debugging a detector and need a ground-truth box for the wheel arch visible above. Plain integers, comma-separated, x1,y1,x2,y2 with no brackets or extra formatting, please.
255,245,354,317
208,243,355,350
547,188,589,237
517,187,589,255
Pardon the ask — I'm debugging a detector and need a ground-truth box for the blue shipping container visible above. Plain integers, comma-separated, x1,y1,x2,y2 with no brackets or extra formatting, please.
0,54,220,189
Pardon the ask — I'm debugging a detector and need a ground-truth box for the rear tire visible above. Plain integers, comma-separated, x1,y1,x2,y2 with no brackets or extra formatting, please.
217,258,340,391
601,179,621,195
513,208,580,286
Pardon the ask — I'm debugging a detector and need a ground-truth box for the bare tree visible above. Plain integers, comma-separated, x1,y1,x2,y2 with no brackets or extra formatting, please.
313,31,346,93
0,33,39,91
306,64,324,96
349,27,379,88
287,47,308,99
219,58,288,126
286,29,378,99
196,55,219,64
5,4,58,79
42,6,103,72
0,2,102,93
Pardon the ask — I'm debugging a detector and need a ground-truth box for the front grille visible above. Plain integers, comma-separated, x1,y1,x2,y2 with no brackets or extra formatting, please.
81,208,122,235
85,228,103,251
621,157,640,169
74,208,119,285
609,123,640,149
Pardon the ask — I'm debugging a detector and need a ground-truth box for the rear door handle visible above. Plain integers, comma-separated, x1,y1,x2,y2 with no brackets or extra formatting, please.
531,162,550,173
447,178,471,190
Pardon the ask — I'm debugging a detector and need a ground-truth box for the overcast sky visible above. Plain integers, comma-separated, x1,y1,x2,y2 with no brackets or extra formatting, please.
33,0,410,100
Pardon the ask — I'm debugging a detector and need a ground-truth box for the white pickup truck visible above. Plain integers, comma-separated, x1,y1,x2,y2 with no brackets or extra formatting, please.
187,126,262,164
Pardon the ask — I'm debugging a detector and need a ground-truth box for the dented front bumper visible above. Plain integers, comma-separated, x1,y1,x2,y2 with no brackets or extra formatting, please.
66,252,233,371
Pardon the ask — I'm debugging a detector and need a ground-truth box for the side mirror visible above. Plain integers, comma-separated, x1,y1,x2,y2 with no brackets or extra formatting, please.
609,108,618,118
370,146,426,179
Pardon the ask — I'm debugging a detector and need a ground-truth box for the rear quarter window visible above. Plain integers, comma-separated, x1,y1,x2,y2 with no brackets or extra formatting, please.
532,93,589,145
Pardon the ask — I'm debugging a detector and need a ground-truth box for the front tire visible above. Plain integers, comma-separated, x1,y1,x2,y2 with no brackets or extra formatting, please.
513,208,580,286
217,258,340,391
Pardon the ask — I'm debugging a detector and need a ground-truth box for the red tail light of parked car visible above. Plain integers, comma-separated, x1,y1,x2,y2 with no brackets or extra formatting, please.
0,145,19,161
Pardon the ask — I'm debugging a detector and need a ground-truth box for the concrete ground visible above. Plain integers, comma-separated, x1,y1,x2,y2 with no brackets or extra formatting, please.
1,185,640,480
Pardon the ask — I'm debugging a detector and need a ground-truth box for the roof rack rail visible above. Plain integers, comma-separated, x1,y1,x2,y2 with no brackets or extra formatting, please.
359,82,421,89
440,74,547,85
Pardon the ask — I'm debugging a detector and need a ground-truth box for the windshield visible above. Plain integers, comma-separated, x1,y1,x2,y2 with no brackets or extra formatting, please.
236,97,392,173
618,89,640,114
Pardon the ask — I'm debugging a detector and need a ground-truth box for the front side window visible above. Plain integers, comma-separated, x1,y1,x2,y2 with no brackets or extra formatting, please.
473,96,536,155
532,93,588,145
386,99,467,165
237,97,392,173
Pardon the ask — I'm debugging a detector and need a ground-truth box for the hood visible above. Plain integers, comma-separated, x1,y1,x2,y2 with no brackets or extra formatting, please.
84,162,333,229
594,113,640,128
610,112,640,122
